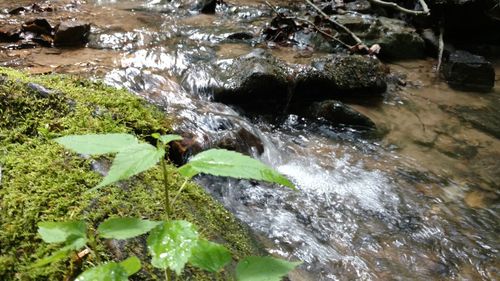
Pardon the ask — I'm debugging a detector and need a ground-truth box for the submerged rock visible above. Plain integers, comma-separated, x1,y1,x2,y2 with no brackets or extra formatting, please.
293,54,387,103
212,53,290,112
54,20,90,47
304,100,376,130
441,50,495,92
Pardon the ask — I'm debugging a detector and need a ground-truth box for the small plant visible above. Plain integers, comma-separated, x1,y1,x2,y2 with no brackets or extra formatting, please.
34,133,300,280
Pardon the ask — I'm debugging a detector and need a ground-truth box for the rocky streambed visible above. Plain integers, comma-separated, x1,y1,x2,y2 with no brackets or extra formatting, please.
1,0,499,280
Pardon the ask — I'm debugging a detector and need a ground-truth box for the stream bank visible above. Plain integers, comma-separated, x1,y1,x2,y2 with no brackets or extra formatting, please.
0,68,262,280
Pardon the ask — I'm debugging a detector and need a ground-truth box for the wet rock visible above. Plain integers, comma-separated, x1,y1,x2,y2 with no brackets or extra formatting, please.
441,50,495,92
304,100,376,130
226,32,254,40
212,53,289,112
27,82,53,97
216,127,264,156
293,54,387,103
345,0,372,13
8,3,53,15
54,21,91,47
375,17,425,60
0,27,21,42
169,134,203,165
335,15,425,59
22,19,53,36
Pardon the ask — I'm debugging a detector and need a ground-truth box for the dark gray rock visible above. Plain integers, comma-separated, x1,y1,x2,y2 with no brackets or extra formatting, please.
305,100,376,130
375,17,426,60
54,21,90,47
27,82,52,97
335,15,425,59
212,53,290,112
441,50,495,92
293,54,387,103
216,127,264,155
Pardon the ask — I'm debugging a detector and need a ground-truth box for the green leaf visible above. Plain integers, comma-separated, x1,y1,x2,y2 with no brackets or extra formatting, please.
236,256,301,281
33,237,87,267
55,134,138,155
93,143,165,191
157,134,183,145
147,220,199,274
98,218,161,240
189,239,231,272
120,256,142,276
37,221,87,243
74,262,129,281
178,149,295,189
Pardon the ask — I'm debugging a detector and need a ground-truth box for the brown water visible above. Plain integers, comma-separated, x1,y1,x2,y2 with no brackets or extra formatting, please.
1,0,498,280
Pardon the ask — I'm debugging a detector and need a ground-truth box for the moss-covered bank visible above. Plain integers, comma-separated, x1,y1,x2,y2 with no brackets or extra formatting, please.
0,67,261,280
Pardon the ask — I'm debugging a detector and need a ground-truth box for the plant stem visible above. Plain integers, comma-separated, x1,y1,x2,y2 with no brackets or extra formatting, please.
161,157,171,220
164,268,171,281
170,178,189,210
89,235,101,264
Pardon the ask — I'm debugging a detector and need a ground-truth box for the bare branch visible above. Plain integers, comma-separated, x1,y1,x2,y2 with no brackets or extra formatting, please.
304,0,365,46
264,1,354,49
368,0,430,15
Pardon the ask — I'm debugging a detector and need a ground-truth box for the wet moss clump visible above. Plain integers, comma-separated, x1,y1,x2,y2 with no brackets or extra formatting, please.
0,68,261,280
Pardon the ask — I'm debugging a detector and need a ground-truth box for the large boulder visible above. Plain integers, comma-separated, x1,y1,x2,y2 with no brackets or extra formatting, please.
441,50,495,92
293,54,387,103
54,20,90,47
212,53,290,112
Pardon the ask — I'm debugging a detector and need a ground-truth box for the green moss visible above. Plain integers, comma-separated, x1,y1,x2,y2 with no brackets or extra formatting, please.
0,68,261,280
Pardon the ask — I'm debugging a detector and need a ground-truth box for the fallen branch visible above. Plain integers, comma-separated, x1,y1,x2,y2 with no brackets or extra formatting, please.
368,0,430,15
264,1,353,49
296,17,353,49
305,0,365,46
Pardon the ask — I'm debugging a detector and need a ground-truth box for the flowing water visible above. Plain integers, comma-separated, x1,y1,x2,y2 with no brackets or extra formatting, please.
1,0,499,280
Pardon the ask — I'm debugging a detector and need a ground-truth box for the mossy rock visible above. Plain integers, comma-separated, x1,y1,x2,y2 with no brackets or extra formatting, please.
0,67,261,280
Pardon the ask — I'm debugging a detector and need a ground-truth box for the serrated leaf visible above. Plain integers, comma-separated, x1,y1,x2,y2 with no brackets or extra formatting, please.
178,149,295,189
92,143,165,191
158,134,183,145
98,218,161,240
236,256,301,281
33,237,87,267
120,256,141,276
147,220,199,274
74,262,129,281
37,221,87,243
189,239,231,272
55,134,138,155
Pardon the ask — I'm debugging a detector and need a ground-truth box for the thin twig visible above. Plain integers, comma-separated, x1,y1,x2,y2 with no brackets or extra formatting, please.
436,26,444,75
305,0,364,46
368,0,430,15
264,0,353,49
296,17,353,48
264,0,280,15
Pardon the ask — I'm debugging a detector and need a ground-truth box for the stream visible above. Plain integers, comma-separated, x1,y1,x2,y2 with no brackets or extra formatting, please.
1,0,499,280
